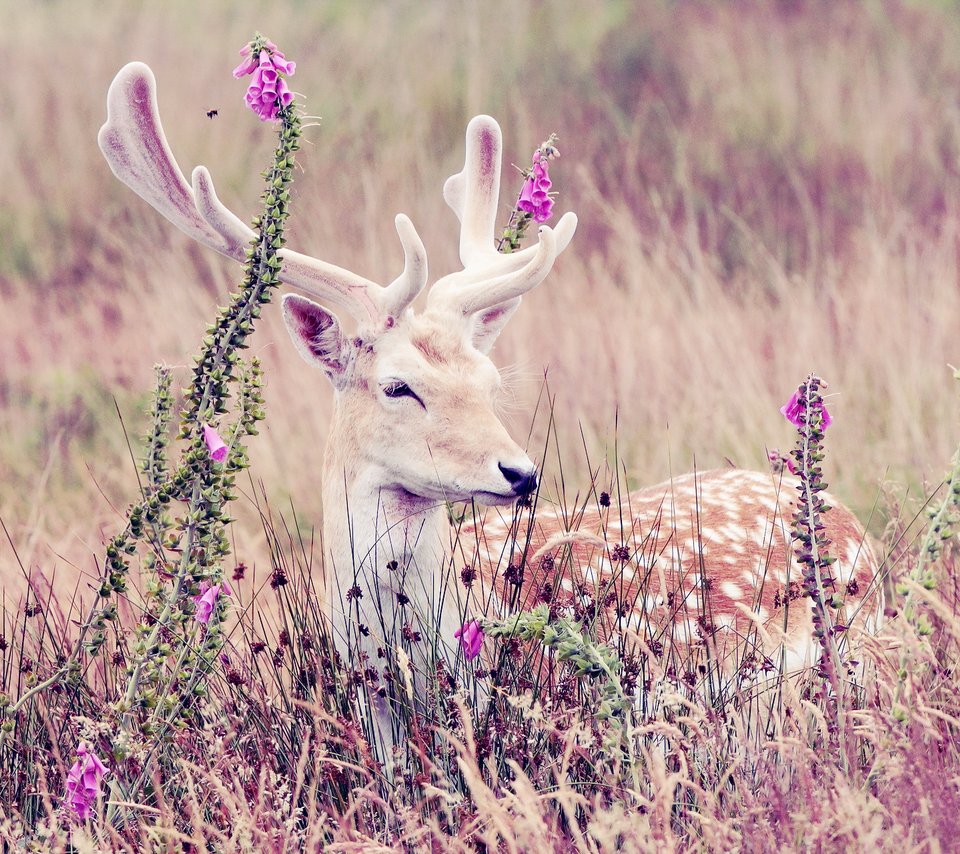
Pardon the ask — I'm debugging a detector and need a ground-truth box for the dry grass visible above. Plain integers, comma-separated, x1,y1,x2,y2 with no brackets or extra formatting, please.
3,3,960,845
2,485,959,851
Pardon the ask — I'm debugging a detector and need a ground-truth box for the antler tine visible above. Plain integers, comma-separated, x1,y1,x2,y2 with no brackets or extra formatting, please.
194,166,427,319
98,63,242,259
443,115,503,267
100,62,427,323
429,114,578,316
379,214,428,318
440,117,578,276
191,164,382,320
451,226,558,316
433,210,578,291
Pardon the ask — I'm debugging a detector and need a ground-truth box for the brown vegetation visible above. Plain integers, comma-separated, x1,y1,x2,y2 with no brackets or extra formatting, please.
3,2,960,848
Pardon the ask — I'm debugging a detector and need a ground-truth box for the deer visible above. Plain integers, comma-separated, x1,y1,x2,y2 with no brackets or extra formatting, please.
99,62,881,746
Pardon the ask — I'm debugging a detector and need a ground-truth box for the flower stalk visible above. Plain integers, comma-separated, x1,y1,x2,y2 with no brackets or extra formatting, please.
4,37,303,815
892,368,960,719
482,604,629,723
65,742,109,820
784,374,849,769
117,49,301,742
899,370,960,623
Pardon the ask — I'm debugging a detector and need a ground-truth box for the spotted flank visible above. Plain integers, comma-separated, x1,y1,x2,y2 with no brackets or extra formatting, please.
456,469,881,674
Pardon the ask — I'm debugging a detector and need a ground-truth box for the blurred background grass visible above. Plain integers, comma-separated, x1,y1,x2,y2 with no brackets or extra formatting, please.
2,0,959,594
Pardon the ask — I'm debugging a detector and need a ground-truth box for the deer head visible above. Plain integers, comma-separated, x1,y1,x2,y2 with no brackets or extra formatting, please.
98,62,577,513
99,62,576,516
279,112,579,508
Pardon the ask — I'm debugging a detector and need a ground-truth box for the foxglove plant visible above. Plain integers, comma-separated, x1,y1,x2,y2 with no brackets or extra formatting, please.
112,33,301,752
233,37,296,122
783,376,841,651
202,424,228,462
64,742,108,821
782,386,832,430
891,369,960,720
898,369,960,628
455,620,485,660
480,604,629,723
517,149,554,222
192,579,229,625
499,134,560,252
3,34,303,806
783,374,849,765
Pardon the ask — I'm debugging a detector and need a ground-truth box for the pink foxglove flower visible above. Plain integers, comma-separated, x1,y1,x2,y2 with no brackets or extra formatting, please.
232,44,259,78
781,389,832,430
234,40,296,122
203,424,228,462
767,449,797,475
518,151,554,224
455,620,485,660
193,579,230,624
65,742,108,820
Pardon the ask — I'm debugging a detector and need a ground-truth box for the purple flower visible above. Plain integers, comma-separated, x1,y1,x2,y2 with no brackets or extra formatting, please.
193,579,230,624
234,40,296,122
780,389,832,430
65,742,108,820
268,51,296,76
232,44,259,78
767,449,797,475
203,424,228,462
455,620,485,660
517,151,554,224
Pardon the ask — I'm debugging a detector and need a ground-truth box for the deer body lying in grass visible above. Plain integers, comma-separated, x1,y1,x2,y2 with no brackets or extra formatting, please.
99,63,880,741
458,468,880,692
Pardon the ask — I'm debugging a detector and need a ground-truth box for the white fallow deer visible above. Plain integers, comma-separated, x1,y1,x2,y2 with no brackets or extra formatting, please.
99,63,881,741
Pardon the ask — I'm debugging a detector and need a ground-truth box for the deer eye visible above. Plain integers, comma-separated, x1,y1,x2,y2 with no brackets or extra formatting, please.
382,380,413,398
380,381,424,408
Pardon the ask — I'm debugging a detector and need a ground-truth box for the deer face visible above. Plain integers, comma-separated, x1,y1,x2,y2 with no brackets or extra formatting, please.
282,295,538,504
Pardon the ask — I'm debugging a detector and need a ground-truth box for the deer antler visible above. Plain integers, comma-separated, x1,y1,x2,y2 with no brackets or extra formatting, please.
427,115,578,316
98,62,425,322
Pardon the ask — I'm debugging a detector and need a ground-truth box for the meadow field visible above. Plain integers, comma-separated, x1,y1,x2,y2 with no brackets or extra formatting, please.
2,0,960,849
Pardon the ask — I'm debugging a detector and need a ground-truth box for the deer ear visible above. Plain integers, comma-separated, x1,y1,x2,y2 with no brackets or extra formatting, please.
282,293,349,385
470,298,521,354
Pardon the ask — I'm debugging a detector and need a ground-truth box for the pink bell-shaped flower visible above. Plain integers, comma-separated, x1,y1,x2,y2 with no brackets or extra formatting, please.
454,620,485,660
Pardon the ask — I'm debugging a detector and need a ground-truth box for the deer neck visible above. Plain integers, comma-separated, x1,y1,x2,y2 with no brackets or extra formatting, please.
321,449,448,578
320,410,453,643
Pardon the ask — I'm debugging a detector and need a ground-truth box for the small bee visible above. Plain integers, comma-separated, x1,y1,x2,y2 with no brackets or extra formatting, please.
206,109,219,119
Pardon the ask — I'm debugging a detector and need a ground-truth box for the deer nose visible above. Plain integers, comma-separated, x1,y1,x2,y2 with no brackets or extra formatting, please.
498,462,538,497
